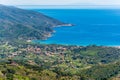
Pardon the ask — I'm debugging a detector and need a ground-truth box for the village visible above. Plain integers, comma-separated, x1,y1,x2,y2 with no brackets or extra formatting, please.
0,40,82,59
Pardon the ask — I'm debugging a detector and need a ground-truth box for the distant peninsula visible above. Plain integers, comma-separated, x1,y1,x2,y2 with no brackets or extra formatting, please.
0,4,71,40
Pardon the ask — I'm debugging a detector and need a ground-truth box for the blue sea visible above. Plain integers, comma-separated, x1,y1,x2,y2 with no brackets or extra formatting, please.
33,9,120,46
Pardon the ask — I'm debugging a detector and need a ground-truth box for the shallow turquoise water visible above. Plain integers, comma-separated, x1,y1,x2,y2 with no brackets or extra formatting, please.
33,9,120,46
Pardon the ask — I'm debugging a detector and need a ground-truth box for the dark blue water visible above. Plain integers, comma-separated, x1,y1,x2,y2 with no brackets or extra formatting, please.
33,9,120,46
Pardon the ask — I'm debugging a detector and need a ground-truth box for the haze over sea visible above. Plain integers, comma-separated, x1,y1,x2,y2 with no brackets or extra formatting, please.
33,9,120,46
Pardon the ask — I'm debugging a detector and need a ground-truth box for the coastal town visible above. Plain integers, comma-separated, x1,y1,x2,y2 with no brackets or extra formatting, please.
0,39,81,58
0,39,120,80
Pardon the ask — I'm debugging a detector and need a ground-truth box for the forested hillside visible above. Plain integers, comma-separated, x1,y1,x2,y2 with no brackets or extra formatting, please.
0,4,64,40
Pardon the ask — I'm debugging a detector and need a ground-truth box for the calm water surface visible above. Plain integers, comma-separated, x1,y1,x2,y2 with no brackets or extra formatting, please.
33,9,120,46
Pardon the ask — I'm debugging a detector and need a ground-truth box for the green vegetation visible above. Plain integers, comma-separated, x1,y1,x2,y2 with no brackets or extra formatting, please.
0,4,64,40
0,4,120,80
0,40,120,80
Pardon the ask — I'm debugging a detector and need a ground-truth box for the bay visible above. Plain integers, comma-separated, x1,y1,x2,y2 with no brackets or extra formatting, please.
33,9,120,46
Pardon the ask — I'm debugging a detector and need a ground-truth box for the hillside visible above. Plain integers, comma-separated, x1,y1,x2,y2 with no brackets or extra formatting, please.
0,40,120,80
0,4,64,40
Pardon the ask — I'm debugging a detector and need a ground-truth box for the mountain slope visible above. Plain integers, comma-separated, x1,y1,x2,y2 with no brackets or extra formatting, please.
0,4,64,40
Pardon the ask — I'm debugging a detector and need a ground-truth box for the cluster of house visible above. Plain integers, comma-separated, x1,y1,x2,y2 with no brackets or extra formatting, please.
26,46,67,56
7,44,81,58
26,46,41,54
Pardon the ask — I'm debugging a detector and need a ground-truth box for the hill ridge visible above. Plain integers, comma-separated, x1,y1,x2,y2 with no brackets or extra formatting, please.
0,5,64,40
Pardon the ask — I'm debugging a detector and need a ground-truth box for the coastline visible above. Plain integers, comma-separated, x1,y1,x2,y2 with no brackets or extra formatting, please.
110,46,120,49
31,23,120,48
31,39,120,48
53,23,74,27
30,23,73,43
44,23,74,39
29,9,120,48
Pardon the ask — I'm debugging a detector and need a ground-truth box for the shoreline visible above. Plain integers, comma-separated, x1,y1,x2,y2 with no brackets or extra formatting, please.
43,23,74,39
27,23,74,43
30,24,120,48
111,46,120,49
31,40,120,48
53,23,74,27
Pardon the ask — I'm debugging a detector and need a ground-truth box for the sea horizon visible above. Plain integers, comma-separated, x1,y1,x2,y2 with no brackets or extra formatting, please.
15,5,120,9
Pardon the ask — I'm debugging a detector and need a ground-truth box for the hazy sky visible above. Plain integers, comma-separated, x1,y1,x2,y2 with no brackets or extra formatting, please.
1,0,120,5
